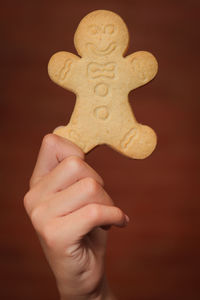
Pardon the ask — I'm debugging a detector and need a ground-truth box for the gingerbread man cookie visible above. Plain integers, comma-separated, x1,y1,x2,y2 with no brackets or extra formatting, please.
48,10,158,159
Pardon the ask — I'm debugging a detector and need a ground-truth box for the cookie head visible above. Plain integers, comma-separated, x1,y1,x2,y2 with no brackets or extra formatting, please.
74,10,129,58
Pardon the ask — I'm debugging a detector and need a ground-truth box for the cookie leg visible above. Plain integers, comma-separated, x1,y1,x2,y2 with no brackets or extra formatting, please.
110,124,157,159
53,124,97,153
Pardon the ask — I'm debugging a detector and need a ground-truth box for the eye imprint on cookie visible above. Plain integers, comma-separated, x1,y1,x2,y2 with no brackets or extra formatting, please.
104,24,115,34
88,24,100,35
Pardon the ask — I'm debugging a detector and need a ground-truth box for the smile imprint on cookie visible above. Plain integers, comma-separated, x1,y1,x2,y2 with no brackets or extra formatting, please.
87,42,117,56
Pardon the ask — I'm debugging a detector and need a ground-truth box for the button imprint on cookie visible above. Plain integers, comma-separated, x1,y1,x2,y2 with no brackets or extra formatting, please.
94,83,109,96
94,106,109,120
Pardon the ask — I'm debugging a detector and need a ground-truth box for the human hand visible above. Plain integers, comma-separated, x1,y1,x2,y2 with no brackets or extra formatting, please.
24,134,129,300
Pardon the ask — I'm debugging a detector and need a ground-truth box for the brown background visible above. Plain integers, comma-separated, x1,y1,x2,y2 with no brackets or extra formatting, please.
1,0,200,299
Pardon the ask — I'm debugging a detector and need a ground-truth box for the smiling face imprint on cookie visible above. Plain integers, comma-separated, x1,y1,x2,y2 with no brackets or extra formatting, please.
74,10,129,58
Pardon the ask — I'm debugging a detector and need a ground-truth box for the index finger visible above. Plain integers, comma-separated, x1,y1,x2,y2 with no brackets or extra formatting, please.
30,134,84,188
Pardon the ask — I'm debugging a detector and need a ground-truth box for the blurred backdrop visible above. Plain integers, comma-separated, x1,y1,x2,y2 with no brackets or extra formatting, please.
1,0,200,299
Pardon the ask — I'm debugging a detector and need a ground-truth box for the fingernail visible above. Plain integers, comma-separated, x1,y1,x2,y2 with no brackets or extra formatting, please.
124,214,130,225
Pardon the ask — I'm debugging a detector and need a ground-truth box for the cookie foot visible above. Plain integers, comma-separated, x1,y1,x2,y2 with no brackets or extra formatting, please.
117,124,157,159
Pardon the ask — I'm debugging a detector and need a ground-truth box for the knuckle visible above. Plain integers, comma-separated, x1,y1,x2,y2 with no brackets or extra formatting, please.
42,223,57,249
30,203,45,227
23,190,33,214
66,155,83,172
98,175,104,187
42,133,57,149
83,177,100,196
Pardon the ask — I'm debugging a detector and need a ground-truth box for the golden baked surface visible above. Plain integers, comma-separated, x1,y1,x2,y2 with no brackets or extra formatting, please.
48,10,158,159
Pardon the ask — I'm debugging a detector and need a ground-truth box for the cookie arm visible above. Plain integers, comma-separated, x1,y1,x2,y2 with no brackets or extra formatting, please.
125,51,158,91
48,51,80,92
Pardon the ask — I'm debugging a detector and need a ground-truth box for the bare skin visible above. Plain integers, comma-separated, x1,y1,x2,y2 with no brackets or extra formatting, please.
24,134,129,300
